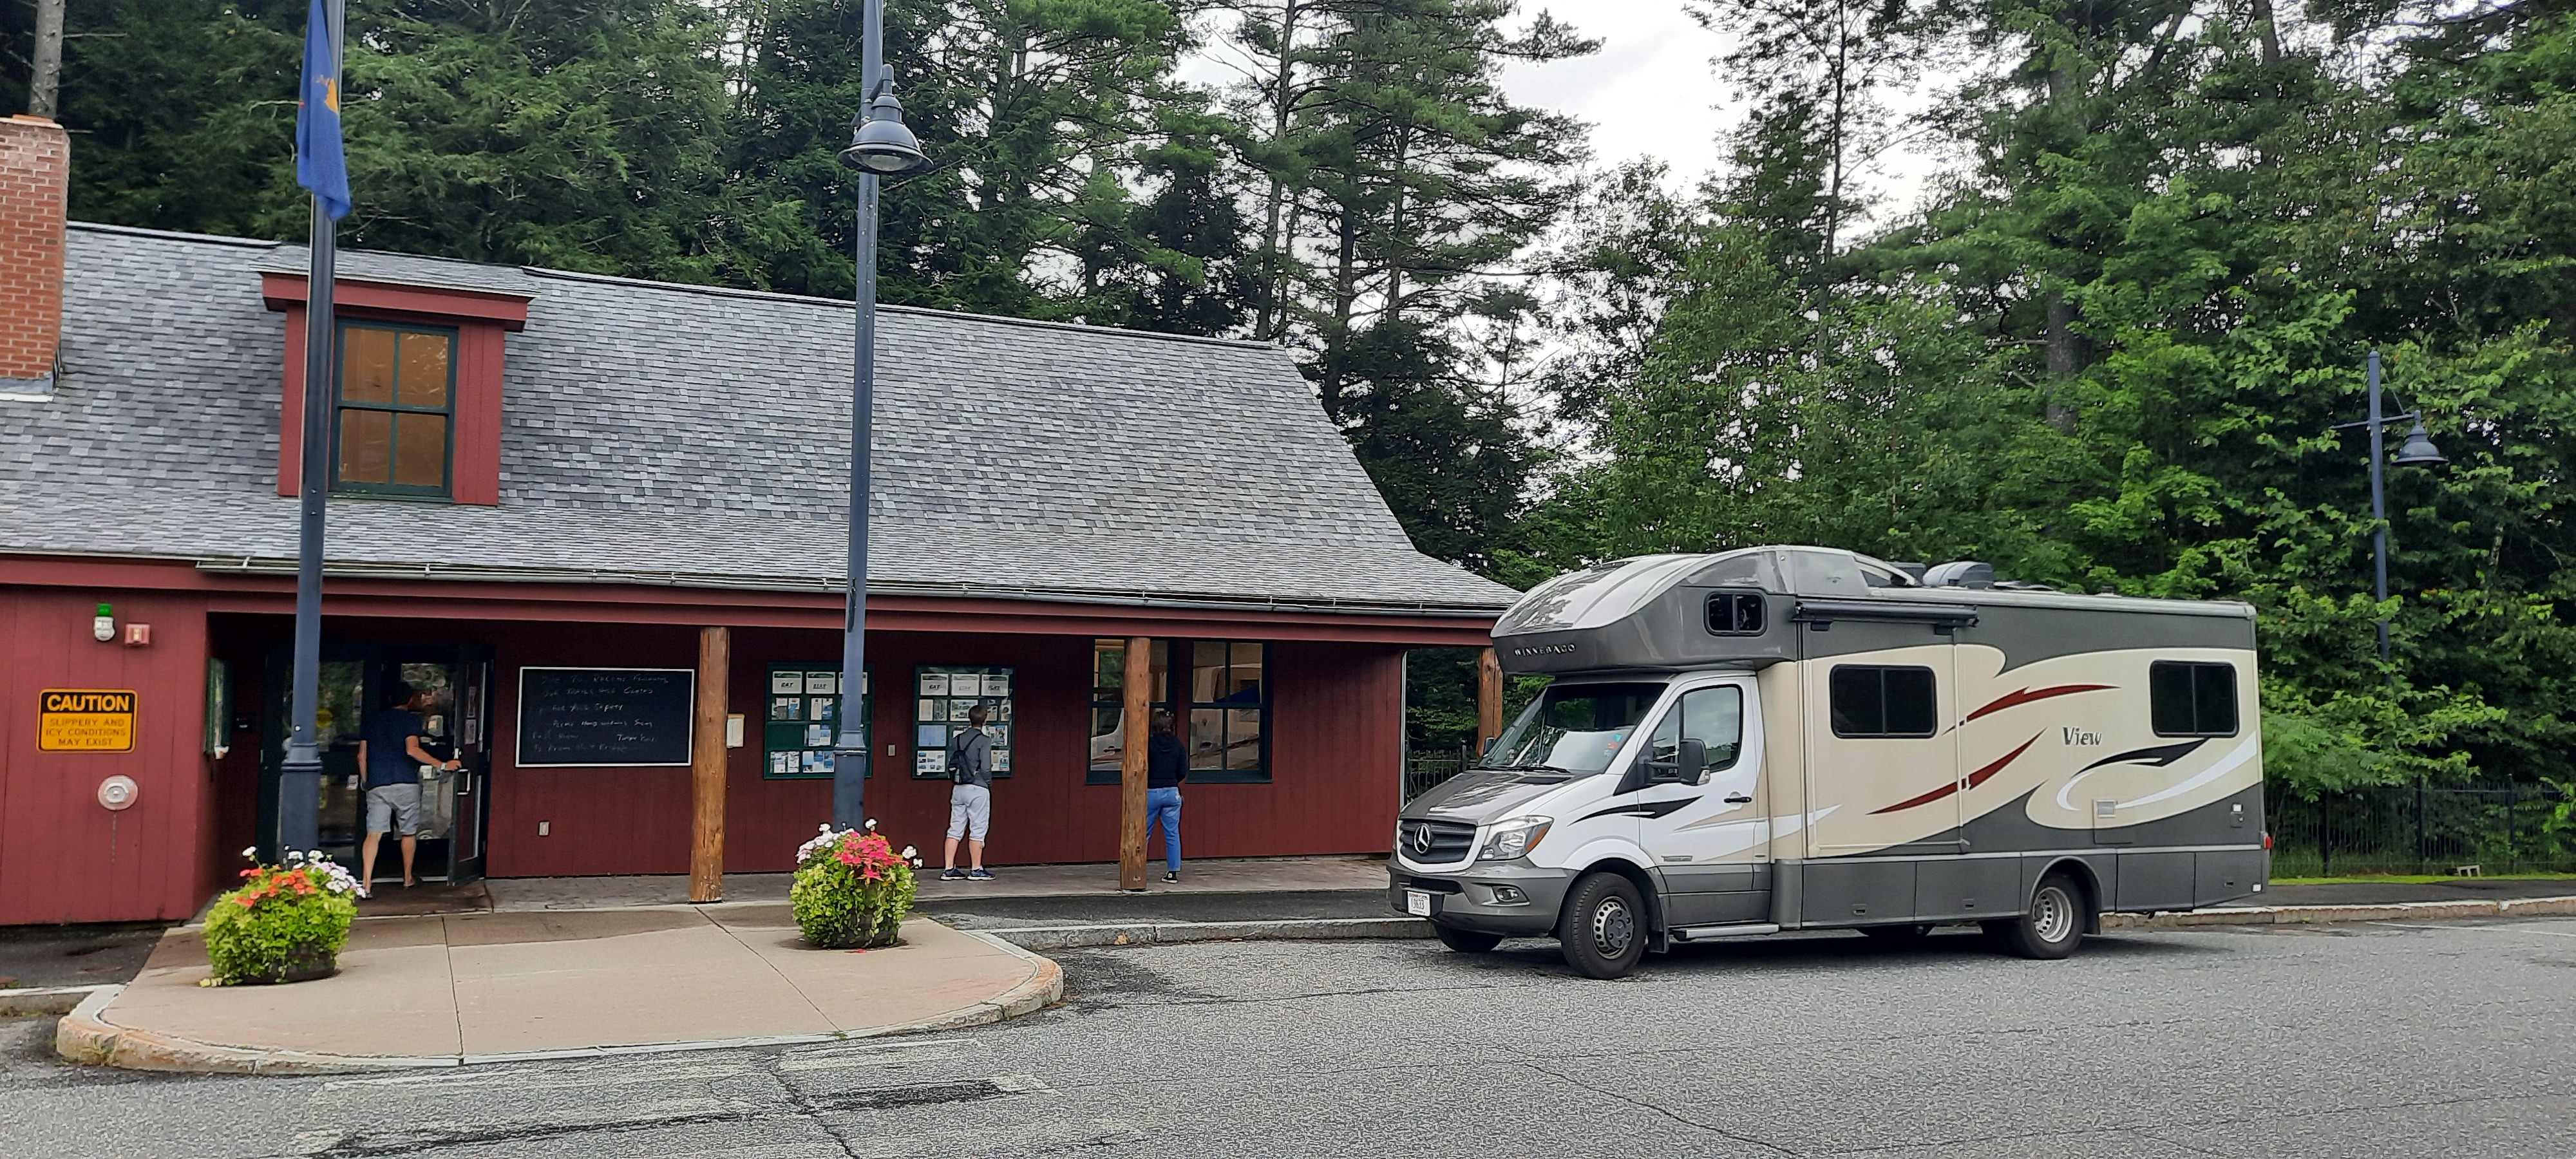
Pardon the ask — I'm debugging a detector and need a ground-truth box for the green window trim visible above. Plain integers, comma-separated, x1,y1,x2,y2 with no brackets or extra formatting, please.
330,319,459,500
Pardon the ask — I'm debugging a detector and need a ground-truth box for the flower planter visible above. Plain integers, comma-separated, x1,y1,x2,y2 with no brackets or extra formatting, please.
203,849,360,986
235,946,341,986
791,825,920,950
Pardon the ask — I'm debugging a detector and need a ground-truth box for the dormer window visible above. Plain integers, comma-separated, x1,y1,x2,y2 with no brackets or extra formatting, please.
332,321,458,497
261,271,531,505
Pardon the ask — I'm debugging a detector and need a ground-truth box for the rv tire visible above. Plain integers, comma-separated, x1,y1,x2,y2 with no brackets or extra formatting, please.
1435,926,1504,954
1985,871,2087,960
1557,871,1647,979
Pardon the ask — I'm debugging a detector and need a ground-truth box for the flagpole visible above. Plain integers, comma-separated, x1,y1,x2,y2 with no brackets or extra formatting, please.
278,0,345,858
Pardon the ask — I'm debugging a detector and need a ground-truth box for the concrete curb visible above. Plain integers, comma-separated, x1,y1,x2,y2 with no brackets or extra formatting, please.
987,916,1433,950
53,941,1068,1076
0,985,115,1017
2103,894,2576,930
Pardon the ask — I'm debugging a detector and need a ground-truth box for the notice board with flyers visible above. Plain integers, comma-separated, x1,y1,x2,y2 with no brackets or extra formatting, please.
764,664,868,780
912,666,1012,779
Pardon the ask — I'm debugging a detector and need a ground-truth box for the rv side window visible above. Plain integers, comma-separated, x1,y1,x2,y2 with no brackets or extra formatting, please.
1830,666,1937,738
2150,662,2238,737
1643,686,1744,780
1704,591,1765,636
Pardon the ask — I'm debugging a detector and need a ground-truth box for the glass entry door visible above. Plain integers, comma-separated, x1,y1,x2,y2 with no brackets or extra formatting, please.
265,643,493,885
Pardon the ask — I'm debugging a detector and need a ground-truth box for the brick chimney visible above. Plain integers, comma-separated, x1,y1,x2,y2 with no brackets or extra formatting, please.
0,115,70,396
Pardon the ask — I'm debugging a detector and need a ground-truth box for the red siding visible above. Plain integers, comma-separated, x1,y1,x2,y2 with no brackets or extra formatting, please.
1,565,1437,921
0,589,221,925
488,628,1405,877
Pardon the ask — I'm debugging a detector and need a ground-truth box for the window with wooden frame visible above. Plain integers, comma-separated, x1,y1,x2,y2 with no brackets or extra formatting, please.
1086,638,1269,784
331,321,457,498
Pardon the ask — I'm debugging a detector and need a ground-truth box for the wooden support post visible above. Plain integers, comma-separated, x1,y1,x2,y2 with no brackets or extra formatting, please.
689,625,730,903
1118,635,1151,890
1476,646,1504,758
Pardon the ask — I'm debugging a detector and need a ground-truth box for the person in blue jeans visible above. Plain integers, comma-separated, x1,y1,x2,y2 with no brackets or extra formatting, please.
1146,710,1188,883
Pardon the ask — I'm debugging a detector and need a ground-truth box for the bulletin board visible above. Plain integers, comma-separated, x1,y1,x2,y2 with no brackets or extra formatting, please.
764,665,869,780
913,666,1013,779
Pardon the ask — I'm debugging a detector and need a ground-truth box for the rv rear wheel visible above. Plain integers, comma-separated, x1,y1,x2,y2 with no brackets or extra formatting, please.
1985,871,2088,960
1435,926,1503,954
1557,872,1647,979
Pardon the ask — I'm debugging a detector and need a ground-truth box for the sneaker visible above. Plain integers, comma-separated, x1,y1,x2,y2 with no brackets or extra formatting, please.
940,868,967,881
1162,871,1179,884
355,887,372,900
967,869,997,881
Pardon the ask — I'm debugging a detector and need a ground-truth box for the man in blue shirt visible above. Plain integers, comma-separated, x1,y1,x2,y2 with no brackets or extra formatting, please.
355,684,459,898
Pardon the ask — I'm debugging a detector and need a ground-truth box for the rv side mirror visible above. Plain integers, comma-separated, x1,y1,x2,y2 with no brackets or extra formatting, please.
1481,737,1497,758
1677,739,1708,784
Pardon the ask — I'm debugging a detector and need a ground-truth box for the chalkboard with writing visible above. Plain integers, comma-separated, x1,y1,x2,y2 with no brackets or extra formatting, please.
515,668,696,768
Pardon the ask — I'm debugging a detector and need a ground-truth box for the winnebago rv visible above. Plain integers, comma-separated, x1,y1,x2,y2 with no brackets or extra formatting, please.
1393,545,2268,978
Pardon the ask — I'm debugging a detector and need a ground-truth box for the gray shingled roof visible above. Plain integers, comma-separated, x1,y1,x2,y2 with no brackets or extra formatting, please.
0,224,1517,614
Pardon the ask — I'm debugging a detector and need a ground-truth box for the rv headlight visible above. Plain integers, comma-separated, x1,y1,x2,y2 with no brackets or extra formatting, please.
1478,816,1553,862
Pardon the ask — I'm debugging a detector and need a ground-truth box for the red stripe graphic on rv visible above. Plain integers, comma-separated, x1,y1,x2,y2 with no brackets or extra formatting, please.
1870,733,2044,815
1964,684,2116,724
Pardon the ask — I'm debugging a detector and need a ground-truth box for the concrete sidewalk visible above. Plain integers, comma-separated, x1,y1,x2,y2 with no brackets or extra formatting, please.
54,905,1059,1075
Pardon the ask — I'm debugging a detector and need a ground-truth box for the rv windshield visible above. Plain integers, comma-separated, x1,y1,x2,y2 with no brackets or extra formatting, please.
1481,682,1667,775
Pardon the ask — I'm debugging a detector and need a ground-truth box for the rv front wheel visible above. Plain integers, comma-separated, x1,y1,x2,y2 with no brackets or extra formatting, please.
1557,872,1647,979
1986,871,2087,960
1435,925,1503,953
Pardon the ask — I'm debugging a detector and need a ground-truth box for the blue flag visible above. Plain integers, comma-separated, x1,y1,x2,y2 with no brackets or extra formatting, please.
295,0,351,220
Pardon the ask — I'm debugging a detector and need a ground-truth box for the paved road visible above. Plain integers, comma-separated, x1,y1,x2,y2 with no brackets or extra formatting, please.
6,917,2574,1158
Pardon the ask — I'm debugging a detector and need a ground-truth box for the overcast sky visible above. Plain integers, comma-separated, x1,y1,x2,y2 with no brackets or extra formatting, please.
1498,1,1736,185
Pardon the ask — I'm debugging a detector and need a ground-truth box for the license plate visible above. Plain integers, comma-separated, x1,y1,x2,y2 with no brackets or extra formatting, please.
1405,889,1433,917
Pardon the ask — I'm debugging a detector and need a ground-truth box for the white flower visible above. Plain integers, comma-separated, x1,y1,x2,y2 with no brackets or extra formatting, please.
240,846,258,861
864,818,878,831
899,845,917,860
309,860,361,895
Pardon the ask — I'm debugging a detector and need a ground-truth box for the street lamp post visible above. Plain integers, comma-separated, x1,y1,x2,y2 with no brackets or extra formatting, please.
831,0,929,831
2331,349,2446,665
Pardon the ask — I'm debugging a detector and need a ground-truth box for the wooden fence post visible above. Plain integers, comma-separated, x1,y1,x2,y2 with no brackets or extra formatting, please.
689,626,730,903
1119,636,1151,890
1476,646,1504,757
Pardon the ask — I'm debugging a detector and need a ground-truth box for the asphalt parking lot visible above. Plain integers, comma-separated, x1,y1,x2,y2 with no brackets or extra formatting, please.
5,916,2572,1158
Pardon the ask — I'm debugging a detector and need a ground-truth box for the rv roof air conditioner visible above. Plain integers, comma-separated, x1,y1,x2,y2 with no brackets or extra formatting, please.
1922,560,1996,589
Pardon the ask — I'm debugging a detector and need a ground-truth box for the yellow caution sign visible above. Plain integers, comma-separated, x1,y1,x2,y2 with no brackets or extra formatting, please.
39,689,137,752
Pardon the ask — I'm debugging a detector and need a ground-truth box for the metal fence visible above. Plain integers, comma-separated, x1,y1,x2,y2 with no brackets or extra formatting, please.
1403,746,1472,804
2268,782,2576,878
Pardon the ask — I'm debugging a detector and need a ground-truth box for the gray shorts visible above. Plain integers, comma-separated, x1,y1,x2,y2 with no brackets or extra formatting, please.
947,784,990,842
365,783,422,836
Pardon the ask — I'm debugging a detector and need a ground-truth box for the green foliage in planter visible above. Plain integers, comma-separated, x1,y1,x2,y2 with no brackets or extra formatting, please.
791,827,918,949
204,853,359,985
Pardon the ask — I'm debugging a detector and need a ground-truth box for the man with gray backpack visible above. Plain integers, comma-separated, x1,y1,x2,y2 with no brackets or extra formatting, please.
940,703,996,881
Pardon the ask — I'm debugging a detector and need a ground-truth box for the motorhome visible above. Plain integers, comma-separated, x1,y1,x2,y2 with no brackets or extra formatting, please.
1393,546,2269,977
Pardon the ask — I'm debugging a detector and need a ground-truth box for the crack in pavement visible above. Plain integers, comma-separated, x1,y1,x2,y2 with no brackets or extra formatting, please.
1518,1059,1799,1156
272,1103,763,1158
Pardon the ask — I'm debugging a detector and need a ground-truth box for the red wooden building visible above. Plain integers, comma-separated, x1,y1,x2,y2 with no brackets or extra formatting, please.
0,117,1512,926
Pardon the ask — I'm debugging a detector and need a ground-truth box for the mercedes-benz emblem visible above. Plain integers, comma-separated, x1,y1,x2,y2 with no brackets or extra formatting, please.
1409,824,1435,855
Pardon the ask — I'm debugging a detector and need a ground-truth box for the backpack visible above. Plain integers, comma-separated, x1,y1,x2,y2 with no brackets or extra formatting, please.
949,728,981,784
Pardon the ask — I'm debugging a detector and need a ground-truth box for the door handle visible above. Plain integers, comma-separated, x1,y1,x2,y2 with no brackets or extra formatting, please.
1723,793,1753,804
